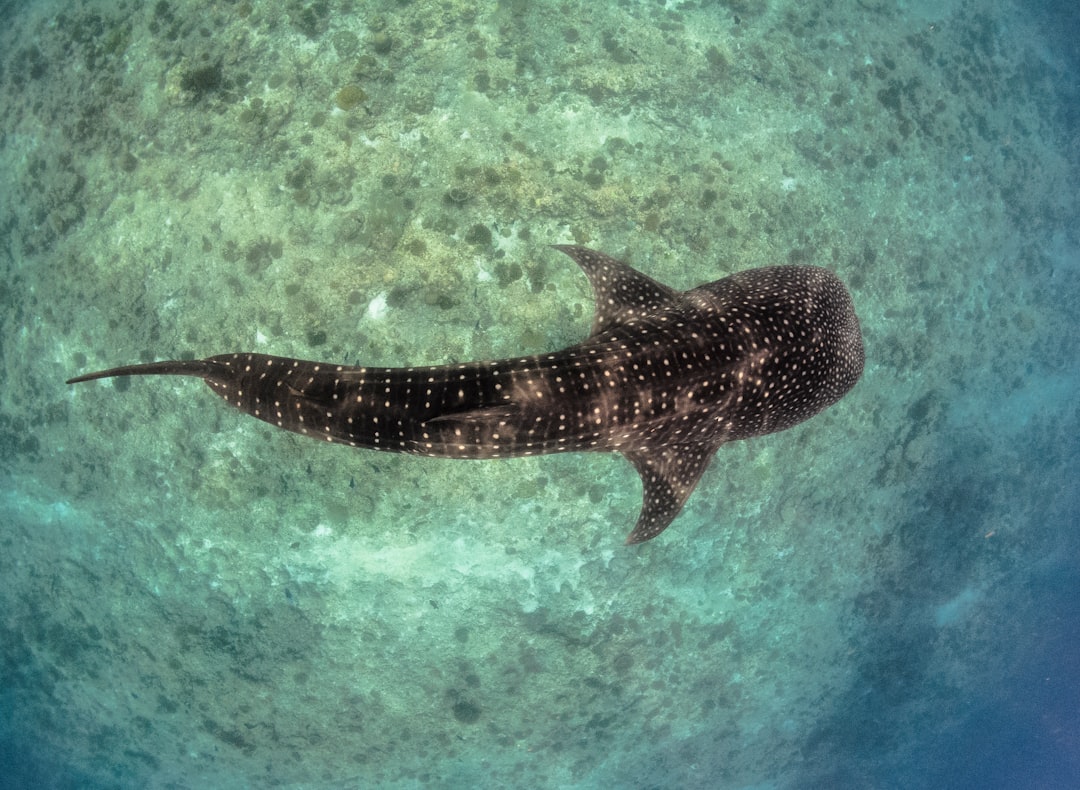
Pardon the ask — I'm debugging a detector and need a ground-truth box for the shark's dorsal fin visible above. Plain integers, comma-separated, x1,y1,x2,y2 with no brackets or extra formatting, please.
553,245,680,336
621,442,721,544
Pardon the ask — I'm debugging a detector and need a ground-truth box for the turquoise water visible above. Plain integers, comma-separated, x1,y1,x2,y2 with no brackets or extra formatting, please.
1,0,1077,787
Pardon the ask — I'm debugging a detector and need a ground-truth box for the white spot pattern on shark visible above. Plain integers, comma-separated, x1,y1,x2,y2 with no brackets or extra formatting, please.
67,245,864,544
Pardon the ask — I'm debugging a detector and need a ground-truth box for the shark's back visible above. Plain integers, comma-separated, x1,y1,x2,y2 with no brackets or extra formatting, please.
683,264,865,440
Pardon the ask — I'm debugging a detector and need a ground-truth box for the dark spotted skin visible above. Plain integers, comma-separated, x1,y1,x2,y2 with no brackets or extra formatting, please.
67,246,864,543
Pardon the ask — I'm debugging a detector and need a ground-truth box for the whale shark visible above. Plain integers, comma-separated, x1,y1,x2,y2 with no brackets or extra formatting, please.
67,245,864,543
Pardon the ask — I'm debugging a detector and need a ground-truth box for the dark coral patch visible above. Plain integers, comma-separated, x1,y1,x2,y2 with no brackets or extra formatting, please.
452,700,481,724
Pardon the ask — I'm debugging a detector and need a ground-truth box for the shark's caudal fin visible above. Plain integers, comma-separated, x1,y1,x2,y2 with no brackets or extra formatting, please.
65,359,226,385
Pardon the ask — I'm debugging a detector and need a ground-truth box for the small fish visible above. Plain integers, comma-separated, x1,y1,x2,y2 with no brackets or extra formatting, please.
68,245,864,543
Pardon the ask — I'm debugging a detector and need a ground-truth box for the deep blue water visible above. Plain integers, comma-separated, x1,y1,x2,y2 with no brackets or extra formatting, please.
1,0,1077,787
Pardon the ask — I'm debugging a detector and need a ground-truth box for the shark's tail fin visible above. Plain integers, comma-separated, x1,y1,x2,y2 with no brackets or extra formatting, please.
66,359,226,385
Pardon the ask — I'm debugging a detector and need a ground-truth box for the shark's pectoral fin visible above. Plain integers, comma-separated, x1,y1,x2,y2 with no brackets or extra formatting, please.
552,245,681,336
621,442,722,544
